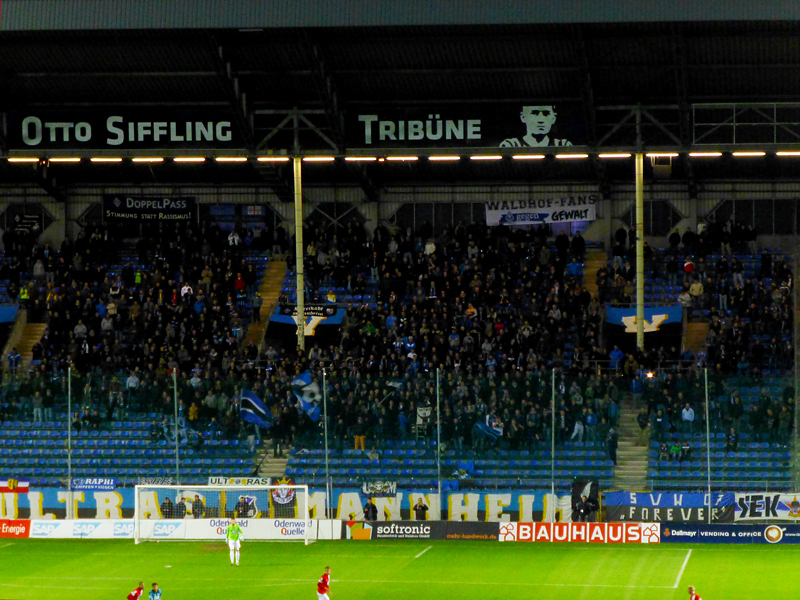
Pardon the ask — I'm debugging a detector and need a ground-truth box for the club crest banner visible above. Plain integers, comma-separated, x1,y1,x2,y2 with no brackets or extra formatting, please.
267,305,345,348
605,305,684,353
361,481,398,498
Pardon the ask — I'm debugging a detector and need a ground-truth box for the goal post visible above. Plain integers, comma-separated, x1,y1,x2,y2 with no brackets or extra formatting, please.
133,484,311,545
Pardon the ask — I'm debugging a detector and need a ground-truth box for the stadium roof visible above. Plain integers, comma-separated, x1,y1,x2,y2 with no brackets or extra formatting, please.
4,18,800,194
4,0,800,30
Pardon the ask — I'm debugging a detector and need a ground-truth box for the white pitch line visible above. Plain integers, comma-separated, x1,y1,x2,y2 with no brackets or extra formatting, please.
673,549,693,588
0,543,14,550
415,545,432,559
344,580,674,589
5,575,673,589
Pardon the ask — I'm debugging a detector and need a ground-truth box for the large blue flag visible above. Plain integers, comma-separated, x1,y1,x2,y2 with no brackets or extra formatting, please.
239,390,273,429
291,371,322,422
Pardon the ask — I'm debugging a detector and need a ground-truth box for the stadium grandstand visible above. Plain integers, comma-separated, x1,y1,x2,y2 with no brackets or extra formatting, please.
1,0,799,531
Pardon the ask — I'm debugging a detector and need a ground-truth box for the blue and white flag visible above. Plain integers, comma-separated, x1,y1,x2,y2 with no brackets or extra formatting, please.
387,378,406,390
240,390,273,429
291,371,322,422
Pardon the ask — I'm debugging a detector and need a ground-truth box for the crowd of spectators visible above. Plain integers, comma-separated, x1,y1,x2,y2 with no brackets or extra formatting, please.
599,217,794,378
301,220,601,378
638,367,794,447
1,214,795,463
13,222,270,379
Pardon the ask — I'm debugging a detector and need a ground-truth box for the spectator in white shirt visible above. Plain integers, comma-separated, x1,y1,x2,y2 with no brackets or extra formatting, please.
681,402,695,433
126,372,140,390
73,320,88,339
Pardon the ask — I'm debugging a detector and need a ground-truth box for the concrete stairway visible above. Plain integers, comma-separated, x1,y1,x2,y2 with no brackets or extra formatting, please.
611,395,651,491
583,248,607,299
254,444,289,479
243,259,287,348
684,321,709,356
15,319,47,374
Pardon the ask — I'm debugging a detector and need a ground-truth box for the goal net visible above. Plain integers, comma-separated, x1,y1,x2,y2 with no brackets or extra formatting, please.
134,484,310,544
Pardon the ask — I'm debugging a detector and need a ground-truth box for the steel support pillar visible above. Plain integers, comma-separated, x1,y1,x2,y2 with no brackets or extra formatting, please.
635,152,645,350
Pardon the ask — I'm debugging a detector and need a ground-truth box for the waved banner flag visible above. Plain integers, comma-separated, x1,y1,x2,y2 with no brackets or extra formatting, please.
239,390,273,429
292,372,322,422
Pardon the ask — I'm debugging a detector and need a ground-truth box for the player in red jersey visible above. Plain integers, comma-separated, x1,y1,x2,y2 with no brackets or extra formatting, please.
317,566,331,599
126,582,144,600
688,585,702,600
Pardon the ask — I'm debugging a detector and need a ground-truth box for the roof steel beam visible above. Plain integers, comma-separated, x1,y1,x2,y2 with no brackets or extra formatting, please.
15,162,68,204
671,26,696,195
302,33,380,202
208,35,255,152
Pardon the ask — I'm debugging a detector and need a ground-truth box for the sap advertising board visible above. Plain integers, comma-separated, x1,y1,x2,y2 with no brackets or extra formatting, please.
137,519,310,541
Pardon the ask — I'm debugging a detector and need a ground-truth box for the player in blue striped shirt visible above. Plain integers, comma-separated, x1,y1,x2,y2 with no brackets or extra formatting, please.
149,582,162,600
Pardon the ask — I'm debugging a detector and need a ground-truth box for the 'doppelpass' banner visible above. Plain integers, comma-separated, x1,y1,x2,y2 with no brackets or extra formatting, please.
103,195,194,221
485,194,598,226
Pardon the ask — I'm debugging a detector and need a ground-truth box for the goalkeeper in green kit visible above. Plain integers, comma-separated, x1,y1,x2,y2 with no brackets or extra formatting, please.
226,517,244,566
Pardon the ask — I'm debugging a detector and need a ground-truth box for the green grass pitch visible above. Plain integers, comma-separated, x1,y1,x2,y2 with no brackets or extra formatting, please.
2,539,798,599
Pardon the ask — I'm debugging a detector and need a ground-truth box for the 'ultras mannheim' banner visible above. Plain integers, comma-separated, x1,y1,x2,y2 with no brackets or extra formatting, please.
486,195,598,226
348,104,587,149
8,110,240,150
103,196,194,221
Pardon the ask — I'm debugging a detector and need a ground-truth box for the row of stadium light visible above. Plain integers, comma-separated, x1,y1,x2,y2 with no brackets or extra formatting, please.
5,151,800,164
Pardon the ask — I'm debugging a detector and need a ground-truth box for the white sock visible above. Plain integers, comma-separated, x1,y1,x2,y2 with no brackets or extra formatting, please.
235,549,240,565
229,549,235,564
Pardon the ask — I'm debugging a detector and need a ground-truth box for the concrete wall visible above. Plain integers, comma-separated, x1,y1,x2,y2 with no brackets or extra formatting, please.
1,180,799,252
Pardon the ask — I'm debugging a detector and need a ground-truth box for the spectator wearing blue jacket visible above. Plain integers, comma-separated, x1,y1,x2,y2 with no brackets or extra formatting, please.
630,374,644,406
609,346,624,370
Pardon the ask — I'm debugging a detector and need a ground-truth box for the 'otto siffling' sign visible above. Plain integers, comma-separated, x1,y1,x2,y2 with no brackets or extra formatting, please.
8,110,240,150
